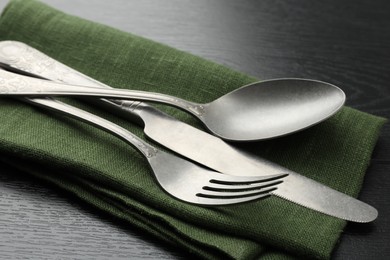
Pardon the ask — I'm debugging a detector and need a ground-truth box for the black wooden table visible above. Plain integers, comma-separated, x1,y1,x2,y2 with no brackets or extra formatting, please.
0,0,389,259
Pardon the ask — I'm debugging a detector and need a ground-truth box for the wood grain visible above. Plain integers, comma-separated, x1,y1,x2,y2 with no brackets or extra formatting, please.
0,165,184,259
0,0,389,259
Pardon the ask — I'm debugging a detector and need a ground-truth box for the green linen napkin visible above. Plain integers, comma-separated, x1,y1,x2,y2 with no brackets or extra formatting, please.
0,0,386,259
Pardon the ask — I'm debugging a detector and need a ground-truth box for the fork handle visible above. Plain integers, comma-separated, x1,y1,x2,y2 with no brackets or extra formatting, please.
24,97,158,158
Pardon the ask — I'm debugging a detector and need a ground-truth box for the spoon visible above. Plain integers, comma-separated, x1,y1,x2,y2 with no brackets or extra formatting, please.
0,68,345,142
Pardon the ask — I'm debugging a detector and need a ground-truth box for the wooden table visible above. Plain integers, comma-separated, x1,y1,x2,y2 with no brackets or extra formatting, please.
0,0,389,259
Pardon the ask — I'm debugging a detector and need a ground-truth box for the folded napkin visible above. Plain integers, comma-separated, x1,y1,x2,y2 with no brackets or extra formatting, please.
0,0,386,259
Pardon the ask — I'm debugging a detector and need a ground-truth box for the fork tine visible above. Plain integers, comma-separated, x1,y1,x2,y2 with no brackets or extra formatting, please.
205,179,284,191
193,192,273,206
210,173,288,185
198,186,277,198
189,173,288,205
208,173,288,191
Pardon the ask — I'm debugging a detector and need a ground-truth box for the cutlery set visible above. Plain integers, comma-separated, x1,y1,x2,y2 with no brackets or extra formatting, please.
0,41,378,222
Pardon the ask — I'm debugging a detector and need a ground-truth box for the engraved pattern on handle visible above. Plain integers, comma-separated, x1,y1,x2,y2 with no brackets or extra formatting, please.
0,69,88,95
0,70,43,93
0,41,73,82
117,100,143,112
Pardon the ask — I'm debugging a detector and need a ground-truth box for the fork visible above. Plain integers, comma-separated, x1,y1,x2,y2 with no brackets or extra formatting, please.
19,96,287,205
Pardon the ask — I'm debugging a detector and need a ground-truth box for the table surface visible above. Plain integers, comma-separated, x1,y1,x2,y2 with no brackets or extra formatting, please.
0,0,389,259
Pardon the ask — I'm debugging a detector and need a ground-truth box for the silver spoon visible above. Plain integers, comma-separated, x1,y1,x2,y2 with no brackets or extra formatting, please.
0,68,345,142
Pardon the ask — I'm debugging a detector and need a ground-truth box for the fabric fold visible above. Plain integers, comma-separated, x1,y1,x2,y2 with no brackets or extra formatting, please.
0,0,386,259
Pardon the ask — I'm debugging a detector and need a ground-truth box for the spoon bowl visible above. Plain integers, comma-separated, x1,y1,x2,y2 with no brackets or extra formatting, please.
201,78,345,141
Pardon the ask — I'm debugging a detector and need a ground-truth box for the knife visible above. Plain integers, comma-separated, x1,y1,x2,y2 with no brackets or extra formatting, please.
0,40,377,223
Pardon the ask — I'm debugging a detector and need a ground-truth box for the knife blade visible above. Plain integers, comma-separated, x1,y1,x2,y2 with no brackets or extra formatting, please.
0,40,377,222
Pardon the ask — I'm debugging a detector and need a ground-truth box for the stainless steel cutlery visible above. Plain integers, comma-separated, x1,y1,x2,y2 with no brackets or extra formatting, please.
0,41,378,221
20,96,286,205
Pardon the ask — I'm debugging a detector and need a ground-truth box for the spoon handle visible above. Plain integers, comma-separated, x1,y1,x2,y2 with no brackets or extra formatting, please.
0,43,204,118
0,67,205,117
